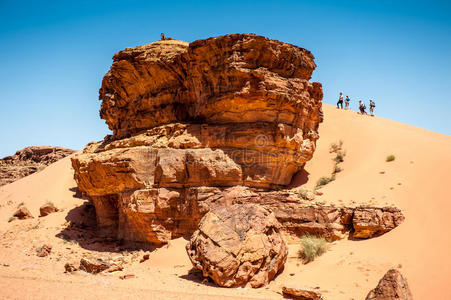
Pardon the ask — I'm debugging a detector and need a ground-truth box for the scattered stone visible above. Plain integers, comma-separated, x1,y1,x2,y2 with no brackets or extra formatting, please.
120,274,135,280
36,244,52,257
139,254,150,263
282,285,323,299
366,269,413,300
39,203,58,217
106,263,124,273
13,206,33,219
79,258,111,274
186,204,288,288
64,263,77,273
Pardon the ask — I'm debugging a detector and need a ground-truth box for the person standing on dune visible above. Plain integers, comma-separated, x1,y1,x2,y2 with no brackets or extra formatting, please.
369,100,376,116
345,95,350,109
358,100,367,115
337,92,344,109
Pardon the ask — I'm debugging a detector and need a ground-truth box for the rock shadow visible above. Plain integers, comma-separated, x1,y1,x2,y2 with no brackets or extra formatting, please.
287,167,310,188
56,187,156,253
178,268,222,288
179,265,285,289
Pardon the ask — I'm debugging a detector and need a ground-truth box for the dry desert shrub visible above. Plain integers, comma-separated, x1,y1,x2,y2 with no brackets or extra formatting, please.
315,175,335,189
386,155,395,162
298,235,328,263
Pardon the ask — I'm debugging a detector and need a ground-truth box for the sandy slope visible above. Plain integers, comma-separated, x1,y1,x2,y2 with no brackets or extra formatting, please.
0,104,450,299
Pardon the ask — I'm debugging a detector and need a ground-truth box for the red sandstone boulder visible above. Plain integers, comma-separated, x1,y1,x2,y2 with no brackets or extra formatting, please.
186,204,287,288
353,207,405,239
79,258,111,274
13,206,33,220
366,269,413,300
71,34,405,246
71,34,324,244
39,203,58,217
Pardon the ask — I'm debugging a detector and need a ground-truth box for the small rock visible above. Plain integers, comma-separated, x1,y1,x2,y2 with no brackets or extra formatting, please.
282,285,323,299
36,244,52,257
366,269,412,300
64,263,77,273
13,206,33,219
79,258,111,274
40,203,58,217
315,191,323,196
139,254,150,263
106,262,124,273
120,274,135,280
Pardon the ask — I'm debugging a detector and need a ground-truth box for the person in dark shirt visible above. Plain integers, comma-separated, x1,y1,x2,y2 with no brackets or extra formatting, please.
369,100,376,116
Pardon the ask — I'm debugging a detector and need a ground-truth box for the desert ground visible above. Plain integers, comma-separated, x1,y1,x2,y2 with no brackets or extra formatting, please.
1,104,450,299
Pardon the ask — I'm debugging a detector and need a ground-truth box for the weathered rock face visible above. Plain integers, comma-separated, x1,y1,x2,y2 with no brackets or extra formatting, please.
0,146,74,186
99,35,321,139
186,204,287,287
353,207,405,239
72,34,325,243
366,269,413,300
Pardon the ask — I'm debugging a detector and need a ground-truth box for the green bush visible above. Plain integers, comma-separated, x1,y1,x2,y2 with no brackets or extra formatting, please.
386,155,395,162
335,151,345,163
315,175,335,189
298,235,328,263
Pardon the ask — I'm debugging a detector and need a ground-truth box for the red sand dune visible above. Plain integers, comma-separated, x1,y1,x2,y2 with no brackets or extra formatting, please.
0,104,450,299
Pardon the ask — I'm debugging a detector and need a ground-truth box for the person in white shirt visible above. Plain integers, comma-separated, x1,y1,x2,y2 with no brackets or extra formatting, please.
337,92,344,109
369,100,376,116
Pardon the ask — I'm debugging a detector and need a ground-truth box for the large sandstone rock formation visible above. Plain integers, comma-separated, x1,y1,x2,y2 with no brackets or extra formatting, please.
186,204,287,288
72,34,324,243
366,269,413,300
71,34,404,245
0,146,74,186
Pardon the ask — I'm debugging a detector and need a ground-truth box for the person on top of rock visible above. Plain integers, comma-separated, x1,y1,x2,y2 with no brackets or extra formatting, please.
345,95,350,110
369,100,376,116
337,92,344,109
358,100,367,115
160,33,166,40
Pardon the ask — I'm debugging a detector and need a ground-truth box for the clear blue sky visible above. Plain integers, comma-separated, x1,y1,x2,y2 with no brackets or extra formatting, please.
1,0,450,157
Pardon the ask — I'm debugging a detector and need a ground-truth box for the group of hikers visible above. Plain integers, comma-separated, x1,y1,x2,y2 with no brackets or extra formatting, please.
336,92,376,116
